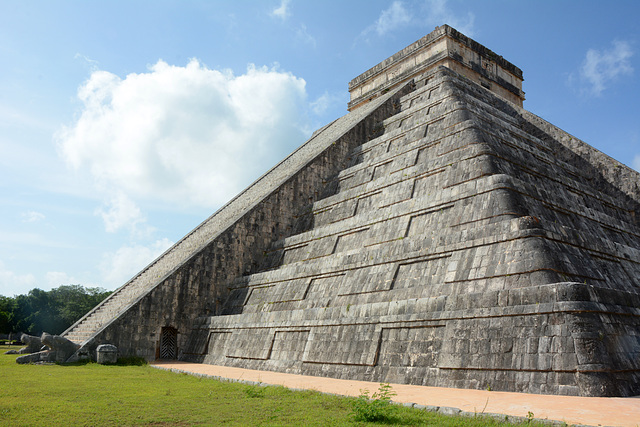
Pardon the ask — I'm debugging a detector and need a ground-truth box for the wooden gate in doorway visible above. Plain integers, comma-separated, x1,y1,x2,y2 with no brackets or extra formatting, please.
159,326,177,359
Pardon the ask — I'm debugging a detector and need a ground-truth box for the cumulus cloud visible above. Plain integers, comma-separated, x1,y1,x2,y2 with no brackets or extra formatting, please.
271,0,292,20
21,211,45,223
0,260,37,296
57,59,309,231
633,155,640,171
578,40,634,96
99,238,174,289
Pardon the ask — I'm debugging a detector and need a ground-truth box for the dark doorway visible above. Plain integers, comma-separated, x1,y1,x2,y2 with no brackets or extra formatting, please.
159,326,178,359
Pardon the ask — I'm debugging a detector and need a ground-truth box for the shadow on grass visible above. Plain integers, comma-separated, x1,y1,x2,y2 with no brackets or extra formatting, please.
61,356,148,367
115,356,148,366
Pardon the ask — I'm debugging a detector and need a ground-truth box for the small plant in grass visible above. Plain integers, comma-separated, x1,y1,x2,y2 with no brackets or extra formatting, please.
351,382,397,422
244,383,266,398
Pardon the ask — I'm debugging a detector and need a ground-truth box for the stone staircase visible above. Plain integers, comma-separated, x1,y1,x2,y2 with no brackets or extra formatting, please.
64,267,162,344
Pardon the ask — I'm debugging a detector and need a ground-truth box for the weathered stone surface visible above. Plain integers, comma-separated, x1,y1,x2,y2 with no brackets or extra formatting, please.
348,24,525,110
41,333,80,363
438,406,462,416
17,333,43,354
96,344,118,364
16,333,80,364
62,26,640,396
16,351,53,364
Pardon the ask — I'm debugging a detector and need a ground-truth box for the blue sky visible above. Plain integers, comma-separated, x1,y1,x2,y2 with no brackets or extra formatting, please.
1,0,638,296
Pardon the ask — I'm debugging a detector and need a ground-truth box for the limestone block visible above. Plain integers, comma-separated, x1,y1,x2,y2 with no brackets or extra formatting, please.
96,344,118,364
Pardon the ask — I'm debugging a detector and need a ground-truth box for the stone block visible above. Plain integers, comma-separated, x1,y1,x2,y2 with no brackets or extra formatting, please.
96,344,118,364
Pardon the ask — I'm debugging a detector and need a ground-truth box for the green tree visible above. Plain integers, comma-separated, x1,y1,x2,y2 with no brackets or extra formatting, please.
49,285,111,330
0,295,12,334
0,285,111,335
25,288,66,334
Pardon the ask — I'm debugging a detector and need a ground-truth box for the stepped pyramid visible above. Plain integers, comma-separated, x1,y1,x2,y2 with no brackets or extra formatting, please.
63,25,640,397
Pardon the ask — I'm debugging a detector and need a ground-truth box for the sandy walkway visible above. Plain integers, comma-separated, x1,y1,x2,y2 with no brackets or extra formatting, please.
151,361,639,427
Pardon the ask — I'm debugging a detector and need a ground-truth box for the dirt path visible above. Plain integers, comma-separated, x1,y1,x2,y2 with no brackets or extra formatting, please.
151,361,640,427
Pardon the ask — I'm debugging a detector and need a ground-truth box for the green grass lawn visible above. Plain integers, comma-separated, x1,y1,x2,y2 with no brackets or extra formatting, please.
0,345,545,426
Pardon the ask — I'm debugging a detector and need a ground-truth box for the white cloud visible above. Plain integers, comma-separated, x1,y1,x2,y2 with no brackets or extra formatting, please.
56,59,309,230
578,40,634,96
422,0,475,37
359,1,412,40
74,53,99,71
95,191,152,236
358,0,474,42
310,91,346,116
296,24,316,47
45,271,79,288
271,0,292,20
0,260,37,296
375,1,411,36
633,155,640,171
21,211,45,223
99,238,174,289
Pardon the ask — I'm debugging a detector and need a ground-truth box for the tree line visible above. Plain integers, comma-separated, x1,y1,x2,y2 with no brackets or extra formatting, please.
0,285,111,337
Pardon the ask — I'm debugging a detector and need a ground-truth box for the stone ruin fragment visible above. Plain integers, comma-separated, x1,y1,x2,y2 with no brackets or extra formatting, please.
15,332,80,364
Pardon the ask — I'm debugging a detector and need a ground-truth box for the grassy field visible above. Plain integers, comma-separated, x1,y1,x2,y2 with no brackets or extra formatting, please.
0,345,545,426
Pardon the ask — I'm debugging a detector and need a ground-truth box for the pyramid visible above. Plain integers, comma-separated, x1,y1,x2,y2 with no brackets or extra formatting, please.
63,25,640,397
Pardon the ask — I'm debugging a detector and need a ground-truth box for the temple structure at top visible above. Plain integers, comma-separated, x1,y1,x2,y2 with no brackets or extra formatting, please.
348,25,525,111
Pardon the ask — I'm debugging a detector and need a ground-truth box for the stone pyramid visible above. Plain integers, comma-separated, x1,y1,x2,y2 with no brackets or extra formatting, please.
63,25,640,397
